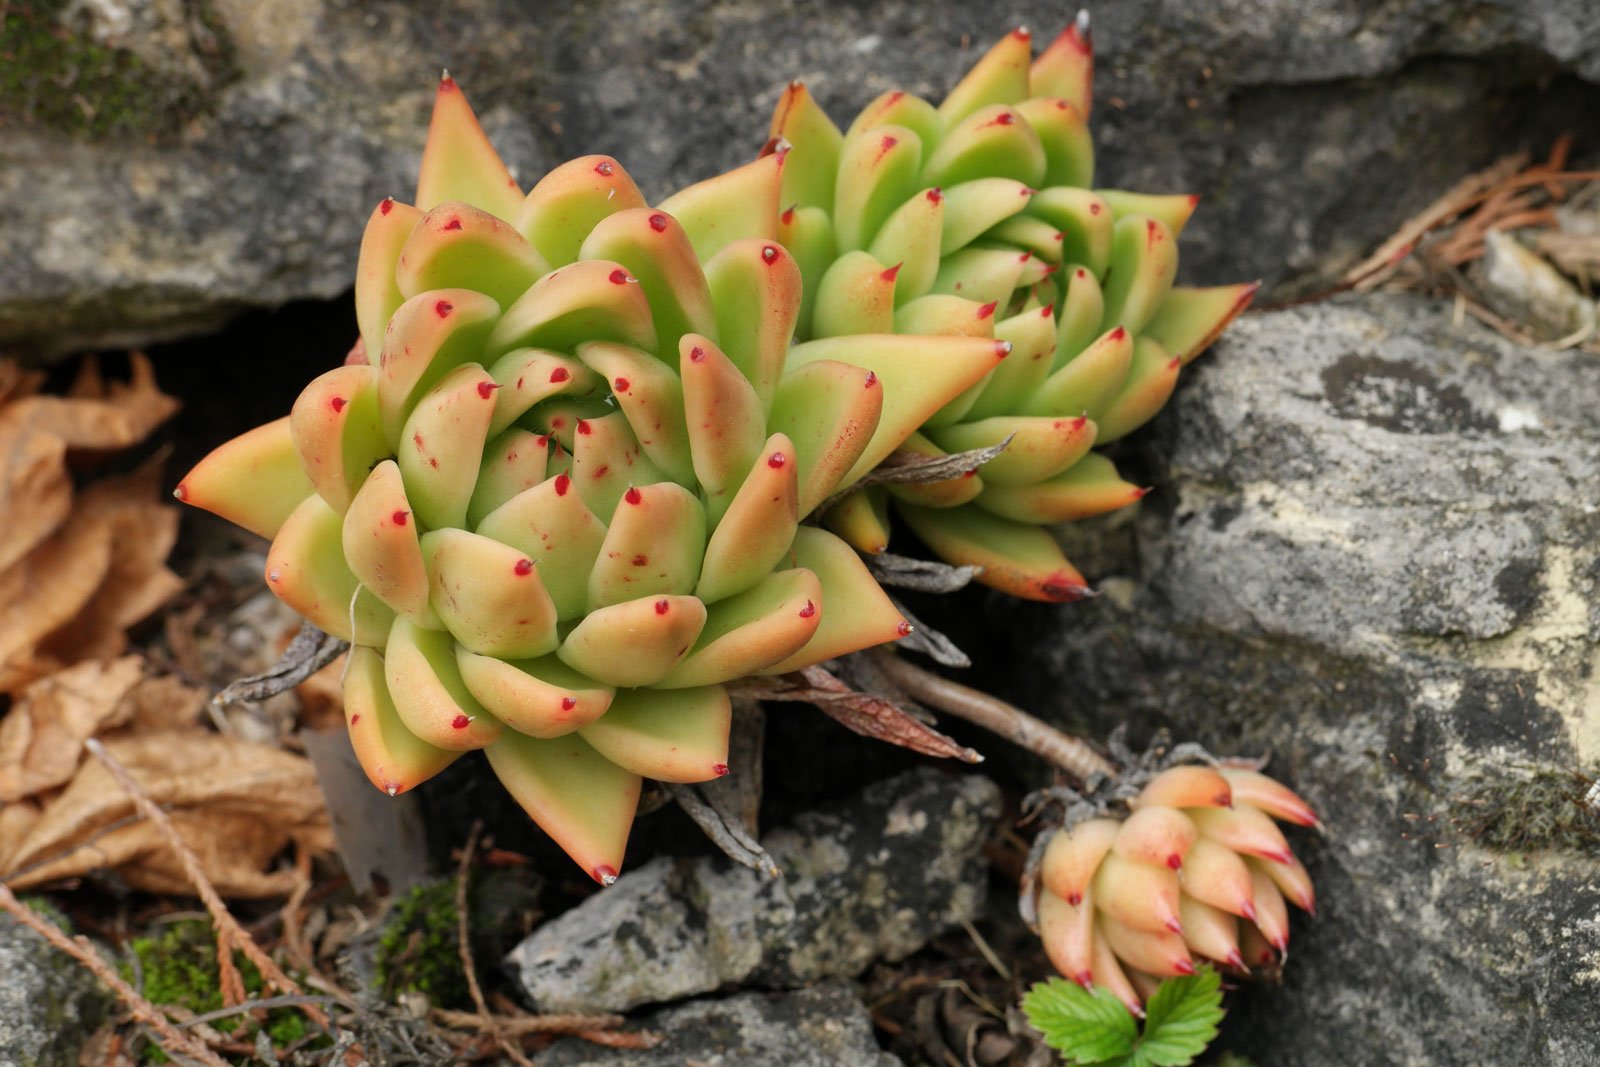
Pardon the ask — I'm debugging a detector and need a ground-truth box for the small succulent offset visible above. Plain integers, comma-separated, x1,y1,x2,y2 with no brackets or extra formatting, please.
176,77,1005,882
1031,765,1319,1013
761,18,1259,600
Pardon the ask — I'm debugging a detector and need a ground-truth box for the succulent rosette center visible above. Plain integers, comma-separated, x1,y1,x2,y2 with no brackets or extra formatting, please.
763,23,1260,601
178,77,1005,881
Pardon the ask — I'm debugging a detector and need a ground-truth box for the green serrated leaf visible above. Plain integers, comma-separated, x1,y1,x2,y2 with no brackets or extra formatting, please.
1022,978,1137,1064
1129,967,1225,1067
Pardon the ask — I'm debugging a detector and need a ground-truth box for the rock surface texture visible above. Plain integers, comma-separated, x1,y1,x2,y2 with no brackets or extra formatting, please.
967,293,1600,1067
4,0,1598,354
535,982,901,1067
0,908,111,1067
505,768,1000,1014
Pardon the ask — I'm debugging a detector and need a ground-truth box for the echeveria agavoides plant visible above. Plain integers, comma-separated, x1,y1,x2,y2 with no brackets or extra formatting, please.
1033,765,1319,1012
762,21,1259,601
176,76,1006,882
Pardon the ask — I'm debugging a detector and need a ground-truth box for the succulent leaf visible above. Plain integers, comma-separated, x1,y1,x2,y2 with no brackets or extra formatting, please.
345,646,460,796
579,685,733,783
416,75,522,220
177,417,315,540
290,365,389,514
266,494,395,641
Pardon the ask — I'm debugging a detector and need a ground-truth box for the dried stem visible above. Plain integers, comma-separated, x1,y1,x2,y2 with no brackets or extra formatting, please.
867,650,1115,781
455,822,535,1067
0,883,230,1067
83,738,331,1031
432,1009,632,1036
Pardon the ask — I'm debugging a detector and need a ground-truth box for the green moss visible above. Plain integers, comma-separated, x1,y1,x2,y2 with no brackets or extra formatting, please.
122,918,321,1064
1450,763,1600,853
0,0,236,141
374,880,470,1009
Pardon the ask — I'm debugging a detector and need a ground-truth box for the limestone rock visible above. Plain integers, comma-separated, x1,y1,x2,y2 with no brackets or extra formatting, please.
505,768,1000,1014
0,905,111,1067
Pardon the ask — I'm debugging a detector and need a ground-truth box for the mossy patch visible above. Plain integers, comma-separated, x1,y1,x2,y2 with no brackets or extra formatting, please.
122,918,319,1064
1449,763,1600,853
374,880,470,1009
0,0,236,141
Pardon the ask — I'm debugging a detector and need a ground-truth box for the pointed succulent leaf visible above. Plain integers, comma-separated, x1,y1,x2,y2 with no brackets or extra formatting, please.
1024,325,1133,419
662,568,823,688
265,494,395,643
833,125,924,252
1097,189,1199,236
377,288,500,446
813,250,898,337
929,414,1096,487
680,334,766,524
845,89,944,151
974,451,1144,523
1026,187,1111,276
385,616,502,749
421,528,560,659
1030,19,1093,115
893,293,995,338
475,475,607,622
881,432,985,508
416,75,522,220
1143,282,1260,365
938,28,1033,124
485,730,641,884
468,429,552,525
761,526,908,673
657,153,783,261
924,105,1046,188
515,155,648,267
766,360,882,517
576,341,695,483
939,178,1034,253
1090,337,1181,442
822,486,892,555
697,433,799,604
896,502,1091,602
579,685,733,782
770,81,844,212
578,207,718,352
986,213,1068,263
344,646,459,796
570,411,667,521
342,459,433,623
1099,215,1179,335
777,204,838,344
290,365,388,513
456,649,613,738
1017,98,1094,189
396,201,550,306
966,303,1058,419
356,198,424,363
556,593,707,688
588,481,706,609
176,417,315,540
867,187,945,305
1054,265,1107,367
487,259,657,356
785,334,1008,488
702,237,803,413
397,363,498,530
929,247,1032,308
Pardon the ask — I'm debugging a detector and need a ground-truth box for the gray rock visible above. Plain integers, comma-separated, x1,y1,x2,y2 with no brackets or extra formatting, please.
505,768,1000,1013
0,906,111,1067
5,0,1599,355
971,292,1600,1066
535,982,901,1067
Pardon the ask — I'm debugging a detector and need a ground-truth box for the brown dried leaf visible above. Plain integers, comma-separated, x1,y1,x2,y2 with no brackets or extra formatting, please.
1,731,334,898
0,656,145,803
736,665,982,763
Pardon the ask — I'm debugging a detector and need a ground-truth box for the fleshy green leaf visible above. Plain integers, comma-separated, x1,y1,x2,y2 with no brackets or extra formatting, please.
1021,977,1138,1064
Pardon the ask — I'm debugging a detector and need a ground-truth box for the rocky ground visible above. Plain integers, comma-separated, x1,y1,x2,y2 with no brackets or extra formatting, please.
2,1,1599,1066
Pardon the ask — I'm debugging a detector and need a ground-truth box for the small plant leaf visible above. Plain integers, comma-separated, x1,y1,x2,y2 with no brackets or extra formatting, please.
1129,967,1224,1067
1022,977,1137,1063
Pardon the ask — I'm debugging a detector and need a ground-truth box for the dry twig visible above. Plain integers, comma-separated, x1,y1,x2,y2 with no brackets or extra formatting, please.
83,738,331,1031
0,883,230,1067
867,650,1115,781
455,821,536,1067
